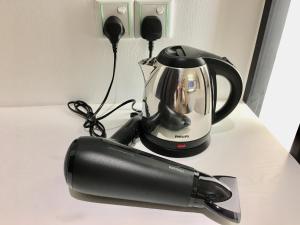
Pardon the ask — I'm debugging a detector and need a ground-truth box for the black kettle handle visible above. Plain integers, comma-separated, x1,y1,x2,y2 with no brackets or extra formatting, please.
204,57,243,124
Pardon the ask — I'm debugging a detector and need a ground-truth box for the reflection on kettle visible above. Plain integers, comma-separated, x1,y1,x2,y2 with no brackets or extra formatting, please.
139,45,243,157
155,67,191,130
142,102,191,133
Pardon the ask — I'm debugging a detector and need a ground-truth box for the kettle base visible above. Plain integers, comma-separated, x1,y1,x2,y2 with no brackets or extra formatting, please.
140,133,210,158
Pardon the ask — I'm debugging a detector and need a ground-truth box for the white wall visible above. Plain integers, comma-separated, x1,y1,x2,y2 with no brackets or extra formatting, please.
260,0,300,151
0,0,264,106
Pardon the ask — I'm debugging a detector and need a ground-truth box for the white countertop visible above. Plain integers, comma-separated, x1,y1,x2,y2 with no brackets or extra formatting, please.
0,103,299,225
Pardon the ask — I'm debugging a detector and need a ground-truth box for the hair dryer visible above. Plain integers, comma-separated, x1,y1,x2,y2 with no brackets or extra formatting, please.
64,117,241,223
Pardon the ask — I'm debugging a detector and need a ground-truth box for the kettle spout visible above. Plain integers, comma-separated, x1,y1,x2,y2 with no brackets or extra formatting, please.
139,58,156,83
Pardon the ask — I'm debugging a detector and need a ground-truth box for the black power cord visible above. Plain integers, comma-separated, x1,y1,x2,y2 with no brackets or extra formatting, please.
68,16,140,138
141,16,162,58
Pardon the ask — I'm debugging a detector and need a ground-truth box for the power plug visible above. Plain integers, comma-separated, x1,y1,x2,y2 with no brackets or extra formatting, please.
103,16,125,52
134,0,172,39
141,16,162,58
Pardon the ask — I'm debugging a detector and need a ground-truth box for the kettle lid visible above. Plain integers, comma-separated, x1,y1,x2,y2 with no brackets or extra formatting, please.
157,45,206,68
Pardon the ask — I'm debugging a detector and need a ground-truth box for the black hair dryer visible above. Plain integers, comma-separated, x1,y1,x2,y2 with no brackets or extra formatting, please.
64,117,241,223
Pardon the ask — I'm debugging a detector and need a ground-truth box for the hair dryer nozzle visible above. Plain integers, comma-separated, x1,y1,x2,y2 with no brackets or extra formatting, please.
204,176,241,223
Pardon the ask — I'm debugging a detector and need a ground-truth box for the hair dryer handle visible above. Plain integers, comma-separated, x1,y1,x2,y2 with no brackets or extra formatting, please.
110,114,142,145
204,57,243,124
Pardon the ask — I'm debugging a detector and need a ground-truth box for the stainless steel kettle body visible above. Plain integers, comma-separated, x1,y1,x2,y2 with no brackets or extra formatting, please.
139,46,243,157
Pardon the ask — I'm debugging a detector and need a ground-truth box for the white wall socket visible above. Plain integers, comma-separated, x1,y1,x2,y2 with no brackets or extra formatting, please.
134,0,173,38
96,0,134,38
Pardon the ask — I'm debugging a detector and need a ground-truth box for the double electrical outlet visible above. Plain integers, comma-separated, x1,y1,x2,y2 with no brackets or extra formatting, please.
97,0,173,38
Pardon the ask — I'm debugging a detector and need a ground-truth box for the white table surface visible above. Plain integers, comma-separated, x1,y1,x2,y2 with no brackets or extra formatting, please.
0,103,299,225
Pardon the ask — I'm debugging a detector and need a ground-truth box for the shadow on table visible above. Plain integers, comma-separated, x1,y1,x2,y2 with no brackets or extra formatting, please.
69,189,233,225
211,118,235,135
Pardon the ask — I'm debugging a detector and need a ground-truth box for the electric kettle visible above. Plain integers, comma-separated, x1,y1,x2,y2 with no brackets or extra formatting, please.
139,45,243,157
